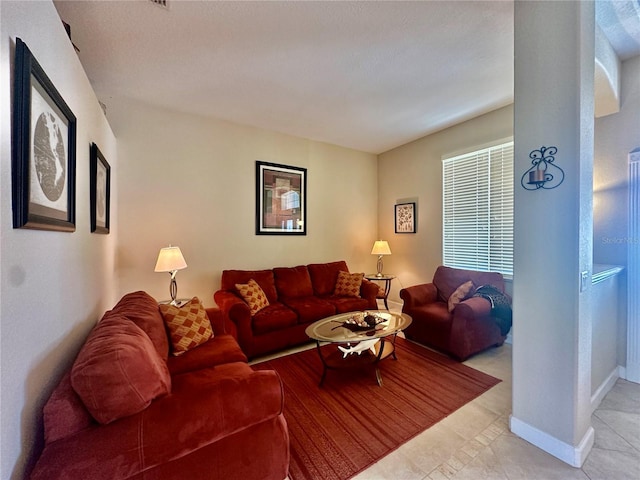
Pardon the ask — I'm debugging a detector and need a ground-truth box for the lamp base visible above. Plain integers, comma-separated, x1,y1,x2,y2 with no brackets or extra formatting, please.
376,256,384,277
169,274,178,305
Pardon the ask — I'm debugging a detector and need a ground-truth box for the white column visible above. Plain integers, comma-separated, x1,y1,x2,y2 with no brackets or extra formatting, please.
627,149,640,382
511,0,595,467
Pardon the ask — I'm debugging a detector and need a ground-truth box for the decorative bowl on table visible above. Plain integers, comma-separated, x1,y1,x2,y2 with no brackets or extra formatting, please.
342,312,385,331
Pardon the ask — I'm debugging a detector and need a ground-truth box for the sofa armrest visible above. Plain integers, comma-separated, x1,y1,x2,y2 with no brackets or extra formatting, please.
399,283,438,310
448,296,496,360
454,296,492,319
359,279,379,308
31,363,284,480
205,307,236,337
214,290,253,350
143,364,284,466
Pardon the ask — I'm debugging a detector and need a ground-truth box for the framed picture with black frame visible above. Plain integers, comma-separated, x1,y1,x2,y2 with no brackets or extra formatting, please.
12,38,76,232
256,161,306,235
90,143,110,234
395,202,416,233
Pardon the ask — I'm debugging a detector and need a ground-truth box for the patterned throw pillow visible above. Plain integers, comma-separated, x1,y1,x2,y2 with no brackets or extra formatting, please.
334,271,364,297
448,280,475,312
235,279,270,315
159,297,213,356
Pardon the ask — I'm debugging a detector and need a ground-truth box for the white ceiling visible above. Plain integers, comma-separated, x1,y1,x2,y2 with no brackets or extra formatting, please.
53,0,640,155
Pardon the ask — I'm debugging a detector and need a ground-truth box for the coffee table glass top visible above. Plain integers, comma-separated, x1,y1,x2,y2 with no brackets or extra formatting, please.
305,310,412,343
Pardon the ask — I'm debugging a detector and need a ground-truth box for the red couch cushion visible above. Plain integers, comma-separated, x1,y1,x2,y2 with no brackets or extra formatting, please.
281,296,336,323
110,291,169,361
410,302,452,330
221,269,278,303
167,334,248,376
252,303,299,335
308,260,350,296
273,265,313,298
322,295,372,313
71,314,171,424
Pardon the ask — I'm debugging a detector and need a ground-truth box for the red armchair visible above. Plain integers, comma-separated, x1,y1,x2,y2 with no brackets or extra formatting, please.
400,266,510,360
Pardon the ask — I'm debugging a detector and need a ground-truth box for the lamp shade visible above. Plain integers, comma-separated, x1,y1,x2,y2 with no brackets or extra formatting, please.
371,240,391,256
154,246,187,272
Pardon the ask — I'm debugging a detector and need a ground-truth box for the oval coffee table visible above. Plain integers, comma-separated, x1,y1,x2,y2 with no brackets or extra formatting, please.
305,310,412,387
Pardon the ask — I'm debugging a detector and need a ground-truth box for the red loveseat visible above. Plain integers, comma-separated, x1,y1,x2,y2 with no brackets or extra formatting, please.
214,260,378,358
30,291,289,480
400,266,510,360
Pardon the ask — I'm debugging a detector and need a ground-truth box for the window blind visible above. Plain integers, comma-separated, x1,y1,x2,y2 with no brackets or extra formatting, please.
442,141,514,276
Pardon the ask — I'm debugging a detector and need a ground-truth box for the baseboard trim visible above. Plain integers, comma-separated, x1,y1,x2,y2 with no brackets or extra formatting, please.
591,366,622,413
510,415,594,467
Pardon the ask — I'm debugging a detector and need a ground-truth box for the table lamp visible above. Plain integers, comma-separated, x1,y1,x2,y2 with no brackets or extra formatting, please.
371,240,391,277
154,245,187,305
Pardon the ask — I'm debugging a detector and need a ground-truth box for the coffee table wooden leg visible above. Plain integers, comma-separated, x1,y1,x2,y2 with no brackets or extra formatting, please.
390,333,399,360
315,341,329,387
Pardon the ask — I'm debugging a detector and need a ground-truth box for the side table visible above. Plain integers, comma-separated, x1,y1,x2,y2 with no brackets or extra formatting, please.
364,274,396,310
158,298,190,307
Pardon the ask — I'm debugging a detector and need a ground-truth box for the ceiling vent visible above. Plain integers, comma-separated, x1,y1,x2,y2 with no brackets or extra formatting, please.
149,0,169,10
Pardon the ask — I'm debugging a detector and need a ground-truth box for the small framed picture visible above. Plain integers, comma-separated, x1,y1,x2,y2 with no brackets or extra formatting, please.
256,161,307,235
90,143,111,234
395,202,416,233
12,38,76,232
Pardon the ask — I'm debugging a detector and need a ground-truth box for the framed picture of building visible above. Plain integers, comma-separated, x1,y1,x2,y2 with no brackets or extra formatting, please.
12,38,76,232
256,161,306,235
90,143,110,234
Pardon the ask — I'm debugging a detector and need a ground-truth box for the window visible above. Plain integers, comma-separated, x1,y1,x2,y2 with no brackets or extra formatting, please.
442,141,514,276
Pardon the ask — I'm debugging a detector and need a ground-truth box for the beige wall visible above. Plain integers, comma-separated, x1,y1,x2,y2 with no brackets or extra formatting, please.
594,55,640,368
377,105,514,302
0,2,118,478
106,98,378,305
594,55,640,266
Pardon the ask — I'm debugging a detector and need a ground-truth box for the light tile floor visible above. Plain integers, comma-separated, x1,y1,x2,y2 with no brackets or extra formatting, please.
351,343,640,480
268,339,640,480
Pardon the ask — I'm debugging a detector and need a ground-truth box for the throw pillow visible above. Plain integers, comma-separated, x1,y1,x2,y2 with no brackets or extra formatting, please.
334,271,364,297
159,297,213,356
71,314,172,424
448,280,475,312
235,278,270,315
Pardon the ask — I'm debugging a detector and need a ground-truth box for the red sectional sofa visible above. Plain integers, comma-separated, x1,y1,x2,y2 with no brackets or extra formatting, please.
214,260,378,359
30,291,289,480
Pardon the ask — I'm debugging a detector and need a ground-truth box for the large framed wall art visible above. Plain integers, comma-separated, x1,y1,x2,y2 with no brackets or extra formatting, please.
256,161,307,235
90,143,111,234
12,38,77,232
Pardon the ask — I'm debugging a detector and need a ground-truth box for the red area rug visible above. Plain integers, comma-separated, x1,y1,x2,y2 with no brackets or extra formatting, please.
254,337,501,480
